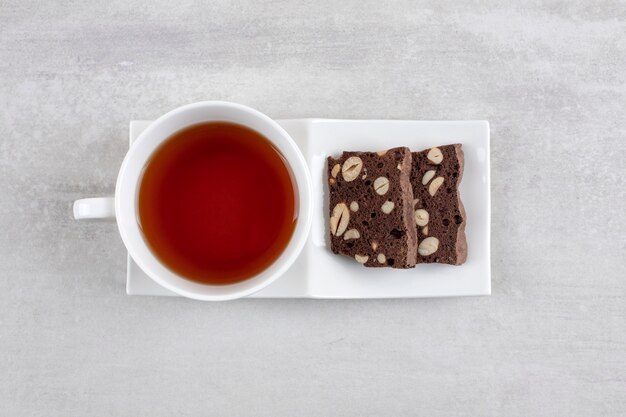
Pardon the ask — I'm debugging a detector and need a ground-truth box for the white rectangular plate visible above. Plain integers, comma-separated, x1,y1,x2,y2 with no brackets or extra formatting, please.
127,119,490,298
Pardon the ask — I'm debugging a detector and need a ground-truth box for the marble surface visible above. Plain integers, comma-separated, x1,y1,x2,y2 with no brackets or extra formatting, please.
1,1,625,416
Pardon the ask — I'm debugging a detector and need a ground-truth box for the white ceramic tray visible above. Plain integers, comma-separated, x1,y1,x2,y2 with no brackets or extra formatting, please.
127,119,491,298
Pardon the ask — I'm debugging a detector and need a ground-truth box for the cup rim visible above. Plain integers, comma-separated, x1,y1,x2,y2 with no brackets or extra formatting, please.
115,101,312,301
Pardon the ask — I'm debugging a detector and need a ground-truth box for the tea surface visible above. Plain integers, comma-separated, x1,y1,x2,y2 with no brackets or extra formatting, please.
138,122,297,285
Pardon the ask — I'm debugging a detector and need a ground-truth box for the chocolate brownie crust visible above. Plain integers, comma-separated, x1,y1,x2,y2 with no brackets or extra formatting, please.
328,147,417,268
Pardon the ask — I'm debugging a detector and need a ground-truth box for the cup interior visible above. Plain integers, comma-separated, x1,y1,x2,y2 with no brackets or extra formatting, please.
115,102,312,300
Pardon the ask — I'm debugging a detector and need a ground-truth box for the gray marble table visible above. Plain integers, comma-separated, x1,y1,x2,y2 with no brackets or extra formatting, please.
1,1,625,416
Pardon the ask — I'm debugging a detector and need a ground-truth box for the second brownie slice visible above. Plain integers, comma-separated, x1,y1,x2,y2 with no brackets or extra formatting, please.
410,144,468,265
327,147,417,268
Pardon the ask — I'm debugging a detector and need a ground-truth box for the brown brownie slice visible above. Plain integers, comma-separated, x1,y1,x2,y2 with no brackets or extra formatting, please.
409,144,467,265
327,147,417,268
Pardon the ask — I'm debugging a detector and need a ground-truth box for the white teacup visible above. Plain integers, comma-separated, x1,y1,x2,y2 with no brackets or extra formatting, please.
74,101,312,301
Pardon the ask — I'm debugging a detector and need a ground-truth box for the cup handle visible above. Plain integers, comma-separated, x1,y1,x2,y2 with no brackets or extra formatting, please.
73,197,116,219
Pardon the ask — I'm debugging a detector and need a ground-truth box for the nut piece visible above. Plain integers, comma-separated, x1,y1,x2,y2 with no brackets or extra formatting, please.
422,226,428,235
341,156,363,182
330,203,350,237
329,178,336,185
427,147,443,164
414,209,429,227
413,198,419,207
331,163,341,178
422,170,436,185
373,176,390,195
371,241,378,251
428,177,444,196
418,237,439,256
350,201,359,212
376,150,387,156
343,229,360,240
377,253,386,264
381,201,395,214
355,254,369,264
